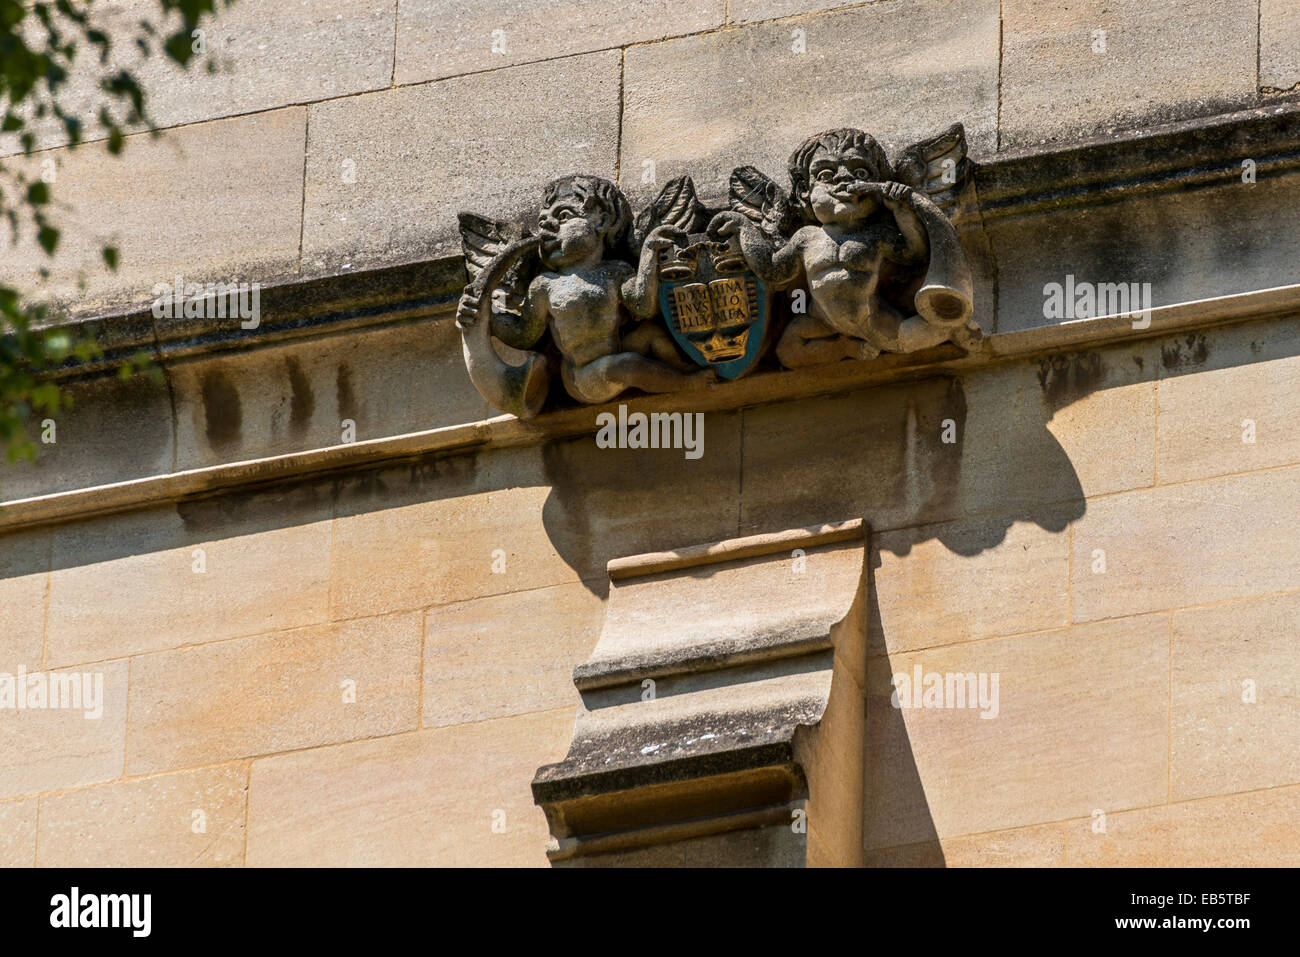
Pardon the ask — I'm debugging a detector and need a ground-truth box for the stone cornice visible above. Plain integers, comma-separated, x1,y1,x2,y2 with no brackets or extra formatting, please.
975,101,1300,223
33,102,1300,381
3,282,1299,532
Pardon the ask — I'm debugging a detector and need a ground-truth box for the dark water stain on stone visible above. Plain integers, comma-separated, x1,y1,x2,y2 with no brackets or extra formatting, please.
286,357,314,438
337,363,358,425
1161,333,1210,371
200,369,242,451
1037,352,1105,411
1133,355,1144,371
177,478,328,535
327,447,481,511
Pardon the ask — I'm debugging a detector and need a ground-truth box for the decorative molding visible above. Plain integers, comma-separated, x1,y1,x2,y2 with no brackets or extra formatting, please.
532,520,868,866
32,101,1300,381
977,101,1300,224
3,282,1298,533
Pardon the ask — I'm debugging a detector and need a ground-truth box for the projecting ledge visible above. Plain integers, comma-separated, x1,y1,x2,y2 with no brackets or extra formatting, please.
533,519,870,867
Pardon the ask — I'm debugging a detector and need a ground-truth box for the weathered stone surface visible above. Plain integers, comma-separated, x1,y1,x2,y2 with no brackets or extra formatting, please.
1261,0,1300,93
395,0,724,84
0,110,306,312
739,343,1151,537
0,529,49,672
1171,591,1300,802
537,668,830,804
246,709,572,866
958,341,1157,508
865,615,1169,847
987,172,1300,335
800,641,867,867
536,522,864,864
302,52,621,275
125,610,422,775
329,414,742,619
1155,317,1300,484
423,582,603,728
580,525,862,690
1067,784,1300,866
0,0,394,157
1000,0,1257,148
170,317,487,470
737,379,973,535
866,821,1066,867
38,763,248,867
620,0,999,209
328,448,581,621
0,661,128,800
0,798,38,867
0,370,175,502
729,0,863,24
872,512,1070,656
1070,465,1300,622
46,496,332,668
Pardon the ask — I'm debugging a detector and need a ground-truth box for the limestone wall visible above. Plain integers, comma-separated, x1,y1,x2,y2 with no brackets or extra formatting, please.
2,0,1296,311
0,0,1298,866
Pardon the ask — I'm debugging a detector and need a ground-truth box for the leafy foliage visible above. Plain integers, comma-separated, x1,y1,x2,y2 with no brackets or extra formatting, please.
0,0,231,462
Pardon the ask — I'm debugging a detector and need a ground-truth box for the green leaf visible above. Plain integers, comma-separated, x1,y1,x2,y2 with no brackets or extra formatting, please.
37,224,59,255
164,31,193,65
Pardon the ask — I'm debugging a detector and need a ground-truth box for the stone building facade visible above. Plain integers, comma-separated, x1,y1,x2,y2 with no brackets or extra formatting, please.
1,0,1299,866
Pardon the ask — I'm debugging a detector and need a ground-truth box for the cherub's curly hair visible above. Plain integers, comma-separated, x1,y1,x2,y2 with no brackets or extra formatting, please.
788,129,892,218
541,174,633,253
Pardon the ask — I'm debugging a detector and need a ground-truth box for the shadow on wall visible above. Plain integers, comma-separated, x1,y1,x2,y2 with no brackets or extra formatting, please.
0,323,1254,588
861,553,944,866
540,368,1086,600
0,321,1284,864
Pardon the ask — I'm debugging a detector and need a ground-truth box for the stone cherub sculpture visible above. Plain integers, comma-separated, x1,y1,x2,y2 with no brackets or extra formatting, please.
456,174,711,418
709,124,982,368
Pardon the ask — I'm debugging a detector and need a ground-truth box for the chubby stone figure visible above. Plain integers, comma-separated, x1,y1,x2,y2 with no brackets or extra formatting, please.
709,125,983,369
457,175,710,417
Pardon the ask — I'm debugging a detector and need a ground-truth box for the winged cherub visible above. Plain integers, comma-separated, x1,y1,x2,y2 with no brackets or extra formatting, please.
709,126,982,368
456,174,711,416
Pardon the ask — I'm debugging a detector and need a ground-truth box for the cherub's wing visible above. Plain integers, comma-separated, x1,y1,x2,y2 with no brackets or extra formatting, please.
729,165,801,242
457,212,535,315
632,175,708,249
892,123,974,222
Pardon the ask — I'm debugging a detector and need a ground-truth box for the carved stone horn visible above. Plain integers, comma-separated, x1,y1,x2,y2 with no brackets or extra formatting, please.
909,191,974,328
458,235,549,419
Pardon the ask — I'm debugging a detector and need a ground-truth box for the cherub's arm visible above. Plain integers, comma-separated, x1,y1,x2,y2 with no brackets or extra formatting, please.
708,212,803,287
622,225,688,317
456,274,550,349
878,183,927,267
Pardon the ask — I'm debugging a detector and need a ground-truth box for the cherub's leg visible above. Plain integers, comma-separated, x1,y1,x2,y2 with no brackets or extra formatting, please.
623,321,696,372
775,313,868,368
570,352,714,401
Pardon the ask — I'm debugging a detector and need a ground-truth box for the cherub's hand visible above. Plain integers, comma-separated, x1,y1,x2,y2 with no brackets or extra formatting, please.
879,182,915,211
643,224,689,253
456,284,481,326
707,210,749,240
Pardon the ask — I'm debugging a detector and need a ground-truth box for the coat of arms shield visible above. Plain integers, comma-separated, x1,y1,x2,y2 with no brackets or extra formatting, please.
657,236,770,380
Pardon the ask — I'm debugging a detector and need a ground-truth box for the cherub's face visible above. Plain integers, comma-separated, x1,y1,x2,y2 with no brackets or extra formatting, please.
537,194,605,269
805,147,882,225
